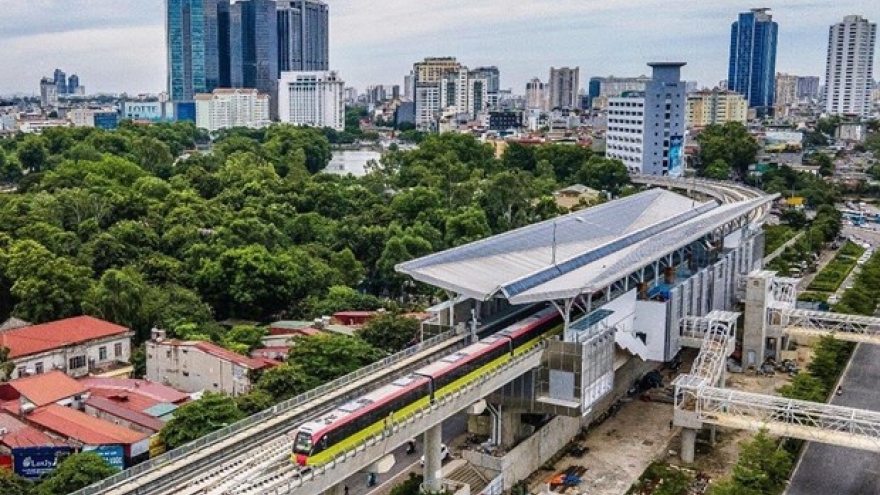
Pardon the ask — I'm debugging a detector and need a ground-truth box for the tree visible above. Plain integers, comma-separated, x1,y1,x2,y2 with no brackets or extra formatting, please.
82,267,149,333
253,364,319,401
0,468,31,495
358,313,421,353
236,389,275,415
576,156,630,195
160,392,245,449
806,336,854,391
17,135,49,173
697,122,759,177
709,430,792,495
286,334,386,383
778,373,827,402
300,286,383,319
703,159,731,180
0,151,23,184
223,325,267,353
35,452,119,495
0,346,14,382
444,207,492,247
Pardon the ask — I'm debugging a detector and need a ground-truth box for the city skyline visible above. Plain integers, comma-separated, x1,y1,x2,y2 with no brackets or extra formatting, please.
1,0,879,96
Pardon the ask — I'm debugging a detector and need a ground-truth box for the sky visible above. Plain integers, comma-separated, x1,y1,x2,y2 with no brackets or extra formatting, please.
0,0,878,96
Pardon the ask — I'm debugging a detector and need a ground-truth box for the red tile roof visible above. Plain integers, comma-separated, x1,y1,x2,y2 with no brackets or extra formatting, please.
192,341,273,369
0,316,130,359
85,397,165,432
87,388,158,413
9,371,88,407
78,378,189,405
0,412,64,449
27,404,148,446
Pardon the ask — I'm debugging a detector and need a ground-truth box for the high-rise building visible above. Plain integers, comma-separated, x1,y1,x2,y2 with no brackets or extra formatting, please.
39,78,58,108
825,15,876,116
166,0,231,101
548,67,580,110
471,66,500,109
588,75,653,109
606,63,687,177
525,78,546,111
195,88,271,131
53,69,67,96
686,89,749,127
796,76,820,100
67,74,80,96
204,0,231,90
230,0,278,97
439,68,488,118
403,72,415,101
413,57,461,128
728,8,778,116
278,71,345,131
277,0,329,73
775,72,798,108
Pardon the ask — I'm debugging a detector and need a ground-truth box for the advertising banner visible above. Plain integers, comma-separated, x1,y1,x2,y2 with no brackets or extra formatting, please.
668,135,684,178
12,446,72,480
83,445,125,470
0,453,12,471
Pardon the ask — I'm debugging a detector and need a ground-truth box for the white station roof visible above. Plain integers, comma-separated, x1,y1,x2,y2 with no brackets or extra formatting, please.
396,188,773,304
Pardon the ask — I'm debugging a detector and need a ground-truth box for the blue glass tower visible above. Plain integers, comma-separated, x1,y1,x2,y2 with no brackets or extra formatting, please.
166,0,231,101
727,8,778,116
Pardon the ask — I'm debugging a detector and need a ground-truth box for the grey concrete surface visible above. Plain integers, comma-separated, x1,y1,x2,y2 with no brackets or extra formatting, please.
786,343,880,495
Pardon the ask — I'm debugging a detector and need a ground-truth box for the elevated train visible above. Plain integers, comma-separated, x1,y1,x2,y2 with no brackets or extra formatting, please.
292,306,563,467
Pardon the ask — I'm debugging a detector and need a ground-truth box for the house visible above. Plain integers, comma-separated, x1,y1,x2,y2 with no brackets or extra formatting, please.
83,396,165,435
0,371,90,415
553,184,602,210
79,377,189,430
0,412,66,451
145,330,276,396
251,346,290,362
332,311,377,326
0,316,134,379
27,404,150,465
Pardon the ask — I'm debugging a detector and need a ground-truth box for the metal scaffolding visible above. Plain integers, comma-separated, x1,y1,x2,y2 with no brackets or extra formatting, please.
784,309,880,345
696,387,880,452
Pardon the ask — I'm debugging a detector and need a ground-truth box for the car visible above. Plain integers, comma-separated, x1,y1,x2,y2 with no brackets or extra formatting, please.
419,444,450,466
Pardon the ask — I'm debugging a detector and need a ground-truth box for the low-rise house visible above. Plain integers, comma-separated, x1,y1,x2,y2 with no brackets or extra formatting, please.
0,316,133,379
84,396,165,435
145,330,275,396
0,371,90,415
27,404,150,466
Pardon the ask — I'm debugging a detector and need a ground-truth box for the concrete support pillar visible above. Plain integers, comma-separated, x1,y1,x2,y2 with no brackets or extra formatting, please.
499,408,521,449
709,425,717,447
743,272,770,369
681,428,697,464
423,424,443,492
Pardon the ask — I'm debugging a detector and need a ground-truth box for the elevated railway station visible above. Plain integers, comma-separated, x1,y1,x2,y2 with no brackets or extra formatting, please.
73,178,799,495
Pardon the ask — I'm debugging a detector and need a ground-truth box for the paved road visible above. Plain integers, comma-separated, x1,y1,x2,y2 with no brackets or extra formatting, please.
346,413,468,495
786,343,880,495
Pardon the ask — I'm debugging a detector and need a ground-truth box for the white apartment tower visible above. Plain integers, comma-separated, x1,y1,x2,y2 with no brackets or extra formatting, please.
825,15,876,116
525,78,547,111
606,63,687,177
439,68,488,119
278,71,345,131
195,88,271,132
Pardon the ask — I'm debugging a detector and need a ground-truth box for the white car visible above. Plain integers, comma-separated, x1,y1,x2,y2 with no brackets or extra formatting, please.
419,444,450,466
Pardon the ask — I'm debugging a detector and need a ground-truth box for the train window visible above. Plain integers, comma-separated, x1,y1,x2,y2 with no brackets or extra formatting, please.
293,431,313,454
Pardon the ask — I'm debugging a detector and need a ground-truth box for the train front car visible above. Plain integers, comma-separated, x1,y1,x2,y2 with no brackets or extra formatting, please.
291,428,316,466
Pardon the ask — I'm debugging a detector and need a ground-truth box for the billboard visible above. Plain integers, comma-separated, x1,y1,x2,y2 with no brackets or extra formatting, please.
12,446,72,480
83,445,125,470
668,135,684,178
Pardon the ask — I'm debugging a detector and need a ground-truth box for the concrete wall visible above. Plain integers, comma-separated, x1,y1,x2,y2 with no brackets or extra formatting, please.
464,356,658,489
12,335,132,379
146,341,253,395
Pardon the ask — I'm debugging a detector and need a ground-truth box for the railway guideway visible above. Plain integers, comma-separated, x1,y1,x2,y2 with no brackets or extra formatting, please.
243,340,550,495
672,277,880,463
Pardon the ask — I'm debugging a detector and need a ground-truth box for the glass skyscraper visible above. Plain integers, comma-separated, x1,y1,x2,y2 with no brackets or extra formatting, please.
230,0,278,94
166,0,231,101
727,8,778,116
277,0,329,73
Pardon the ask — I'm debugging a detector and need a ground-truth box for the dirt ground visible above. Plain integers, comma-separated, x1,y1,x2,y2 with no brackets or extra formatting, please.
522,345,808,495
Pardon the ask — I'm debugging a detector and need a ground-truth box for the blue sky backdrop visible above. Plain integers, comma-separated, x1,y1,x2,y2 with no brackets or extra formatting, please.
0,0,877,95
